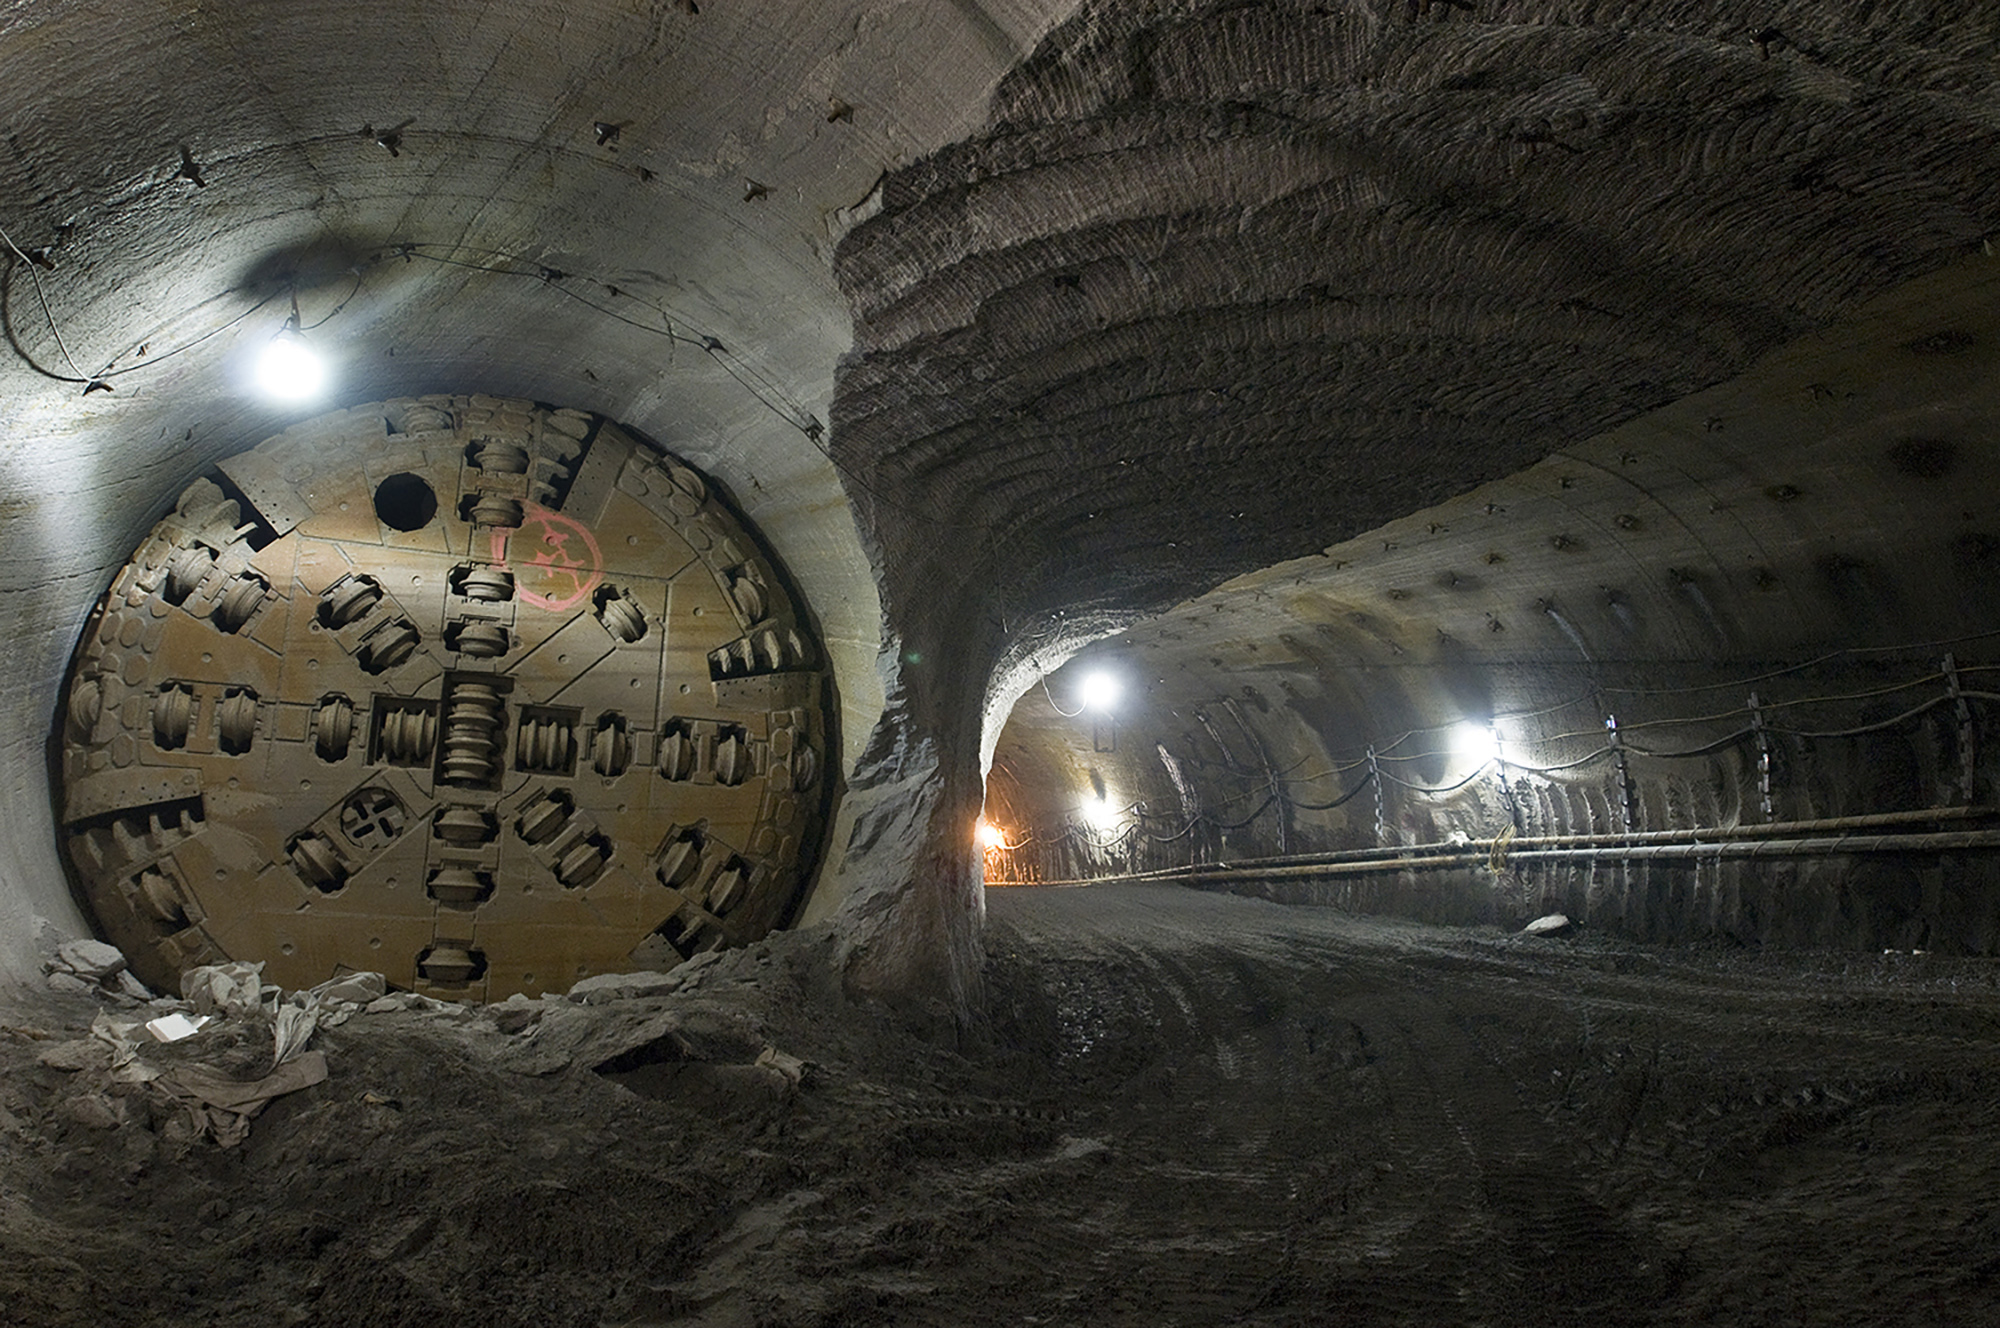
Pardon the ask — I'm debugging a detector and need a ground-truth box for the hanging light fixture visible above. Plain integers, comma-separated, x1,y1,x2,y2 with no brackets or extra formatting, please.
1078,670,1120,713
1451,720,1502,767
1082,792,1123,830
255,292,326,401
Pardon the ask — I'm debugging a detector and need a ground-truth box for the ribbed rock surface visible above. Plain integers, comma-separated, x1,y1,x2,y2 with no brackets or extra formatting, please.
834,0,2000,644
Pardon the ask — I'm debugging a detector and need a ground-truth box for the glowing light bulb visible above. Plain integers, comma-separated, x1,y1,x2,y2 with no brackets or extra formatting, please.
1078,670,1120,713
975,820,1007,850
1083,794,1122,830
1451,721,1502,766
256,329,326,401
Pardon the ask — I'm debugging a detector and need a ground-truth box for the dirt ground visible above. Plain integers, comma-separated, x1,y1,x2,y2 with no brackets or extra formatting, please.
4,883,1999,1327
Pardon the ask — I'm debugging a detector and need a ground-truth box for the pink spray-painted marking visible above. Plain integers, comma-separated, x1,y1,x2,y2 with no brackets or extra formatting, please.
489,502,604,611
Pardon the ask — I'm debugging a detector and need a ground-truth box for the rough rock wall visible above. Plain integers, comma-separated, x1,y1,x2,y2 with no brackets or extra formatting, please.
838,0,2000,640
832,0,2000,984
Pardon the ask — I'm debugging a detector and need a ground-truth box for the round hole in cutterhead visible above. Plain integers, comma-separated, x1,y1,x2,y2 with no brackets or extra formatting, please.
373,473,438,531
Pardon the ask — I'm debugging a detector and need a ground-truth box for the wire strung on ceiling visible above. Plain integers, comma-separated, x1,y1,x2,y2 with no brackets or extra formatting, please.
0,227,962,526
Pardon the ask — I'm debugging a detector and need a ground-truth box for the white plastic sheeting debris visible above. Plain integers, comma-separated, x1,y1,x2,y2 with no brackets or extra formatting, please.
155,1052,329,1148
60,965,393,1147
304,972,387,1006
145,1013,209,1043
182,961,275,1019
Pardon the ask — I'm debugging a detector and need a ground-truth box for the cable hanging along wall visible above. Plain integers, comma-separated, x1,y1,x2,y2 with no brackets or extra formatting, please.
984,650,1998,886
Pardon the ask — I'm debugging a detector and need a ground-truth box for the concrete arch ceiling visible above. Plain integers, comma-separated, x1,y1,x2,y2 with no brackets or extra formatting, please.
0,0,1080,981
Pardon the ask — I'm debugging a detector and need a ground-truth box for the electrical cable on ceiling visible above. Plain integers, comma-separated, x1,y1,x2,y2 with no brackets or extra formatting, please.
1156,635,2000,782
1531,669,1953,748
1168,748,1340,784
1596,626,2000,697
1767,691,1998,743
1258,645,1993,775
1377,762,1499,796
102,289,287,378
1037,672,1088,718
297,269,364,331
0,224,970,527
0,219,91,387
1504,747,1616,774
1153,796,1276,839
1139,817,1208,844
1197,780,1289,812
1301,689,1598,768
4,215,294,393
1284,768,1378,812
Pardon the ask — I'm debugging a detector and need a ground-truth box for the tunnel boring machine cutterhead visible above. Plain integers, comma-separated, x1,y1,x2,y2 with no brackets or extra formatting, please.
55,395,833,1001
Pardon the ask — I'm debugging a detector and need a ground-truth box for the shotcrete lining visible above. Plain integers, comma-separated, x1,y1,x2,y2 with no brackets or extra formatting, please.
0,1,1095,984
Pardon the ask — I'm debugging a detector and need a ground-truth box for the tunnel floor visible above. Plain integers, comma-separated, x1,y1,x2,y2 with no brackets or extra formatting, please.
4,884,1998,1326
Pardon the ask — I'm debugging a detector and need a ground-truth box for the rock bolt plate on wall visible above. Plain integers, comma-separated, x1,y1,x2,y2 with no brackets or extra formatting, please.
56,396,833,1001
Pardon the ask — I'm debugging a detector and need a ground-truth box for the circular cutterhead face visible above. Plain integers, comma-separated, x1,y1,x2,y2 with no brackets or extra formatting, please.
57,396,832,1001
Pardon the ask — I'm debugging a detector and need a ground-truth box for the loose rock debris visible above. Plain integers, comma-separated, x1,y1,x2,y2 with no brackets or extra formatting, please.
45,938,151,1000
17,937,807,1156
4,890,2000,1326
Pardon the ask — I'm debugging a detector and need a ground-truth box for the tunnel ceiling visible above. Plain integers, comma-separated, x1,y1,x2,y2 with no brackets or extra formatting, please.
992,257,2000,831
834,0,2000,658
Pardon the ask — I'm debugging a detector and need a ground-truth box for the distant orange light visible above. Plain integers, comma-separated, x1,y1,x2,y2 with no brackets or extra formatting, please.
976,820,1008,850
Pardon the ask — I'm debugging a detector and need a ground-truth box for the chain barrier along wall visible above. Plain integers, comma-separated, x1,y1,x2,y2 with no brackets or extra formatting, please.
55,395,833,1002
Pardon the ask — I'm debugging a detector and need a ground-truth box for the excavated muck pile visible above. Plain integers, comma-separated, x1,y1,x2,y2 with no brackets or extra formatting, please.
4,884,1997,1327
